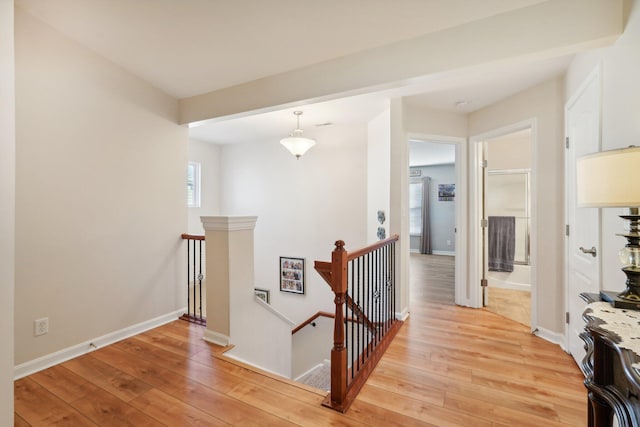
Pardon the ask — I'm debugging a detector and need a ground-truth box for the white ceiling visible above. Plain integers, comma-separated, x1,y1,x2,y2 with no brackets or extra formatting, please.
16,0,548,99
17,0,575,145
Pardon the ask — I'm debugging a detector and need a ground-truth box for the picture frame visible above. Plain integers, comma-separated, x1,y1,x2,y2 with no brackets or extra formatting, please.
438,183,456,201
280,256,305,294
254,288,270,303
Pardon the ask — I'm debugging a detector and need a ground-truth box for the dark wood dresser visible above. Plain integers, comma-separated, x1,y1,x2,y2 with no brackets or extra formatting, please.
580,294,640,426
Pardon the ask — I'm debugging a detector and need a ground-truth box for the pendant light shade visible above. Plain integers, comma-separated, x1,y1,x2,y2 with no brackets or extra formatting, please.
280,111,316,159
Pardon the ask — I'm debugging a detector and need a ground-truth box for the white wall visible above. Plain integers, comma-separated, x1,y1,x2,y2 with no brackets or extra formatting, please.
292,316,333,379
188,138,221,234
220,123,367,324
14,9,188,364
367,108,391,243
486,132,532,170
0,0,15,423
227,298,294,377
468,77,565,334
565,0,640,291
403,104,468,138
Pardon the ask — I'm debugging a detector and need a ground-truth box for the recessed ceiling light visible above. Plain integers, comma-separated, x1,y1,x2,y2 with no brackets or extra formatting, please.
454,100,470,108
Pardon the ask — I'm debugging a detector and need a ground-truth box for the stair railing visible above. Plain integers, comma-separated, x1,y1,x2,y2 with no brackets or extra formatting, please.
292,311,334,335
314,235,402,412
180,233,206,325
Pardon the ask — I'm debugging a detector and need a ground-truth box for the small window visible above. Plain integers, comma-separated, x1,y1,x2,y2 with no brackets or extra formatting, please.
409,181,423,235
187,162,201,208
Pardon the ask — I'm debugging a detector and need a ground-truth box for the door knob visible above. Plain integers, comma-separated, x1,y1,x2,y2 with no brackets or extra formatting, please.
579,246,597,257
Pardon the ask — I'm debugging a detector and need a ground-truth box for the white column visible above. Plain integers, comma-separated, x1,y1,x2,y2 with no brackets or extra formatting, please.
390,98,410,320
200,216,257,346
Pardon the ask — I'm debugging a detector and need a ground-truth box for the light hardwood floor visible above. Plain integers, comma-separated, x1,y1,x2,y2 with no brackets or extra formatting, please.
15,257,586,426
485,287,532,327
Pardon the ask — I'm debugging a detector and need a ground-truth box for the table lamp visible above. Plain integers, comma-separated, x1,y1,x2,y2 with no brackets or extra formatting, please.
577,146,640,308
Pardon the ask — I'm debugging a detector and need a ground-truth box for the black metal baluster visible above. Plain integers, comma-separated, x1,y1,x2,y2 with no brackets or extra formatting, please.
382,245,387,333
186,238,190,318
370,250,375,348
350,258,355,381
370,251,374,349
374,249,377,341
191,240,196,318
356,255,360,366
385,244,389,332
198,239,203,321
360,253,364,362
391,242,396,319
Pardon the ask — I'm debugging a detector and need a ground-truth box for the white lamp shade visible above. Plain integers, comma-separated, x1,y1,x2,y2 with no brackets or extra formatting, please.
577,146,640,207
280,136,316,158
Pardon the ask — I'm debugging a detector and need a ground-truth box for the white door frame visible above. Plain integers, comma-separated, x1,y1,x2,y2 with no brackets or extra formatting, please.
407,133,468,306
469,119,538,331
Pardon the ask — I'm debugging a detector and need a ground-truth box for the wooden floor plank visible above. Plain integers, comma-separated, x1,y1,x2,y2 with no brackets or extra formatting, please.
129,388,230,426
62,355,153,403
90,345,292,426
357,383,493,427
345,399,438,427
14,413,31,427
29,364,105,404
14,253,587,426
444,391,585,427
14,378,97,426
68,386,164,426
369,360,561,421
226,382,365,427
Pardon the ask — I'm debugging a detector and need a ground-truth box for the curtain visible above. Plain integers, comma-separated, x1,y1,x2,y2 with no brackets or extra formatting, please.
420,177,432,255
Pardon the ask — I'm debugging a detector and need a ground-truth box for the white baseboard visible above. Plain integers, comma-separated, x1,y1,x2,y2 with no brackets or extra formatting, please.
533,327,565,350
432,250,455,256
396,308,410,321
14,308,185,380
294,362,325,382
222,352,284,378
410,250,455,256
203,329,230,346
489,279,531,292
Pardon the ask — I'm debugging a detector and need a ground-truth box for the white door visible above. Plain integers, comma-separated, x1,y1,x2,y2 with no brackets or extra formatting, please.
481,142,489,307
565,67,601,367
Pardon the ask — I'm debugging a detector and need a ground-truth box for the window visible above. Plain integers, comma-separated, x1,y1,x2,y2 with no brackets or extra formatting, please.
187,162,201,208
409,181,423,235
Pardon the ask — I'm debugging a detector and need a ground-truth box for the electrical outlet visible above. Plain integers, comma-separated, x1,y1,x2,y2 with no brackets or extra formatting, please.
447,240,451,246
34,318,48,336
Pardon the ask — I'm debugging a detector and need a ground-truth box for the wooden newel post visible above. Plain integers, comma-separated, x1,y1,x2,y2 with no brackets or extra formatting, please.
330,240,348,406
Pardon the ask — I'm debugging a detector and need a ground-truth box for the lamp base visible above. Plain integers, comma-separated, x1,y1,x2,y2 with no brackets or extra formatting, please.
600,290,640,310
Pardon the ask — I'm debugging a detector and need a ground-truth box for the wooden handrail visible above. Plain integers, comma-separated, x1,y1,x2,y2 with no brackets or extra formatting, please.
315,236,402,413
181,233,205,240
347,234,399,261
314,261,332,290
291,311,334,335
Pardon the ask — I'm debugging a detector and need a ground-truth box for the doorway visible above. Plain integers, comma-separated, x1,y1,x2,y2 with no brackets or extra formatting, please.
470,122,537,329
482,130,532,326
408,139,458,305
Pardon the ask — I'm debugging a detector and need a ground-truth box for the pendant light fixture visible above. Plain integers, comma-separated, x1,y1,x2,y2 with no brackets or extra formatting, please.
280,111,316,159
